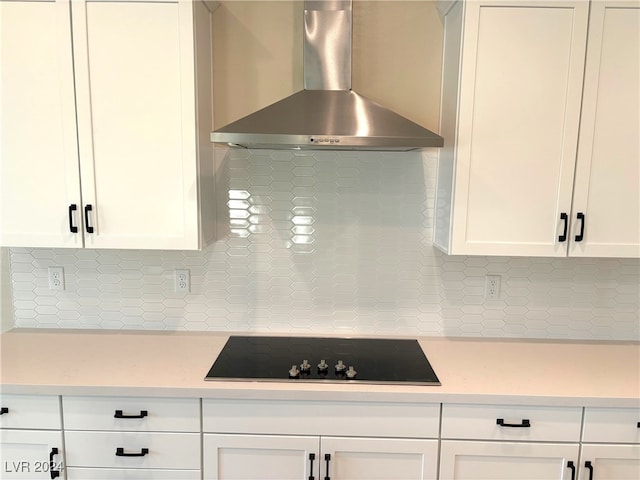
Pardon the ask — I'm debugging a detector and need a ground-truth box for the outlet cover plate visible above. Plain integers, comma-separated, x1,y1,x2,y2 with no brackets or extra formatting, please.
48,266,65,291
175,269,190,293
484,274,501,301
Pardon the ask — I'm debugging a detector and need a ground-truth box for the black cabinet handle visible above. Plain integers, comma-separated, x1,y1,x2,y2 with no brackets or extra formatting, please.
324,453,331,480
308,453,315,480
0,407,8,415
496,418,531,428
637,421,639,428
585,461,594,480
116,447,149,457
84,204,94,233
567,461,575,480
68,204,78,233
49,447,60,479
559,212,568,242
574,212,585,242
114,410,148,419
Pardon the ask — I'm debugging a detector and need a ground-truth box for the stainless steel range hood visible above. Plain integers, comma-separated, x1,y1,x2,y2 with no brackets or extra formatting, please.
211,0,444,151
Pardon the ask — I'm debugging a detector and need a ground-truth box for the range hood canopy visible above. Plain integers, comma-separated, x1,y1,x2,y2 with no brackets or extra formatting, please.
211,0,444,151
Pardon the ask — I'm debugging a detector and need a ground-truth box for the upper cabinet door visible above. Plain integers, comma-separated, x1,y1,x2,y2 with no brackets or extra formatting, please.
0,0,83,248
450,0,589,256
569,0,640,258
71,0,200,250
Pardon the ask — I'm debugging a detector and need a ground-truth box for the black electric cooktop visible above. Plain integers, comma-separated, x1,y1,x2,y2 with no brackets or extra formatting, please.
205,336,440,386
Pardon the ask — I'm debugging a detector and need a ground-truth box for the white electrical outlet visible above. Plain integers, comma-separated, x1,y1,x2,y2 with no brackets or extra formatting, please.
48,266,65,291
484,275,501,300
175,269,190,293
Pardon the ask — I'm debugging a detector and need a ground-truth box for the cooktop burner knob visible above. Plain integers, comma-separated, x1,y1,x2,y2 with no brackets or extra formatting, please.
346,366,357,379
317,359,329,372
335,360,346,373
300,360,311,372
288,364,300,378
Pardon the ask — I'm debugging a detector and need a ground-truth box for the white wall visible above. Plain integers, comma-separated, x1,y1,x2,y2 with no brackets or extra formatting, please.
212,1,443,132
1,247,14,331
212,1,303,129
7,148,639,340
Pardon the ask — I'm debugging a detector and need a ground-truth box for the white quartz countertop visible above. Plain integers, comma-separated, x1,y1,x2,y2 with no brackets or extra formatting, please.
1,329,638,407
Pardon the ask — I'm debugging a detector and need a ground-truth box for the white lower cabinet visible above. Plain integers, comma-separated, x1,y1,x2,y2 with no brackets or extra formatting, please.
66,468,201,480
0,395,62,430
64,431,200,470
62,396,201,478
440,404,583,442
204,434,438,480
578,444,640,480
3,394,638,480
579,407,640,480
582,407,640,444
0,395,65,479
439,404,582,480
0,430,65,480
439,441,579,480
202,399,440,480
321,436,438,480
62,396,200,432
203,434,319,479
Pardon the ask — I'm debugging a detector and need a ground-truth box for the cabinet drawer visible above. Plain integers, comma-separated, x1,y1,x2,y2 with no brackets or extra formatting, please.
0,394,61,430
203,399,440,438
583,407,640,444
64,431,200,470
67,468,201,479
441,404,582,442
63,396,199,432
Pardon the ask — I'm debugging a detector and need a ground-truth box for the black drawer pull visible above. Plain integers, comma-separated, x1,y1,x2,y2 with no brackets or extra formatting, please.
585,461,594,480
116,447,149,457
559,212,568,242
574,212,585,242
308,452,315,480
68,204,78,233
114,410,148,419
324,453,331,480
84,204,94,233
637,421,639,428
496,418,530,428
0,407,8,415
567,461,575,480
49,447,60,479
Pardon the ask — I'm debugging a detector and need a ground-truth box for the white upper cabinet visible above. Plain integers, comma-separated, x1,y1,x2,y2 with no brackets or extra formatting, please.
434,0,640,258
0,0,216,250
569,0,640,257
0,0,81,248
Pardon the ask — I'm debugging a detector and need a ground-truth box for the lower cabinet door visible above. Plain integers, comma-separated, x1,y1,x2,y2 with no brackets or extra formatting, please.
440,441,579,480
321,436,438,480
203,434,319,480
0,430,65,479
579,444,640,480
66,468,201,479
204,434,438,480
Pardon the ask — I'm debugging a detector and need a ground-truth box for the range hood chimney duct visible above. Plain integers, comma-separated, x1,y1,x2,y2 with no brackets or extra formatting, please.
211,0,444,151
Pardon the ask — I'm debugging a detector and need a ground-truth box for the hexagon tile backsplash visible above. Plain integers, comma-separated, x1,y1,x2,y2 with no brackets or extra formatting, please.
8,148,640,340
